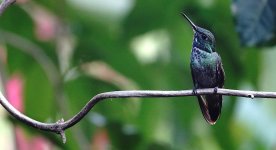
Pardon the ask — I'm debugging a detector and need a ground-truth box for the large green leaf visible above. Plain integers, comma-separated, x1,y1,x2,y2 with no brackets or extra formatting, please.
232,0,276,46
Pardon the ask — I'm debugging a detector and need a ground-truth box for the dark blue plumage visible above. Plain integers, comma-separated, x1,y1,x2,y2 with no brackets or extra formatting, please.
181,13,225,125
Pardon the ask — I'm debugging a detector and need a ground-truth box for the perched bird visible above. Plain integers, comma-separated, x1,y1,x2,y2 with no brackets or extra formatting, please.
181,13,225,125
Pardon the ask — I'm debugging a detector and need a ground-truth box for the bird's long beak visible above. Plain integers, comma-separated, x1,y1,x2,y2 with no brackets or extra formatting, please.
181,12,197,33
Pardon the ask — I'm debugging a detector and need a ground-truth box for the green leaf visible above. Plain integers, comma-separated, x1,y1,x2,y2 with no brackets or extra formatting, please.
232,0,276,46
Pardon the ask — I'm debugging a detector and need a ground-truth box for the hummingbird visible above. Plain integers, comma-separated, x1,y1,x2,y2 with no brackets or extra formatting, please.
181,13,225,125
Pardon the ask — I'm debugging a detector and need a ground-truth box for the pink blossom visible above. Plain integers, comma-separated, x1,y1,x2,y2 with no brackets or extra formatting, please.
92,129,110,150
6,74,24,112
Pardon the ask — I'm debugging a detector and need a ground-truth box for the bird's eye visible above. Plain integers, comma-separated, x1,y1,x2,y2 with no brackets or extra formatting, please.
202,34,208,40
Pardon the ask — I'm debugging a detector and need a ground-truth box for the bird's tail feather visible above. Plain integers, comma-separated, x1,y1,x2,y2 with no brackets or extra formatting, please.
197,95,222,125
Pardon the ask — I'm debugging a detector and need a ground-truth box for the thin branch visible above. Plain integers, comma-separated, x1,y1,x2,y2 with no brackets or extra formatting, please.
0,0,16,15
0,88,276,143
0,30,86,145
1,30,89,147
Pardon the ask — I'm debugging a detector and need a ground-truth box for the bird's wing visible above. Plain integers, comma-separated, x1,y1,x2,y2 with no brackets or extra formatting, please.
190,62,198,88
216,56,225,88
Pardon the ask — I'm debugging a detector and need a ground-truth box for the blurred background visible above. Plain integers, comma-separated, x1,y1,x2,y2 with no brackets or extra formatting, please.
0,0,276,149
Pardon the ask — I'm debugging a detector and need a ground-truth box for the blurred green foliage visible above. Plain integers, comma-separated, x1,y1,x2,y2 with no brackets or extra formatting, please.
1,0,276,149
233,0,276,46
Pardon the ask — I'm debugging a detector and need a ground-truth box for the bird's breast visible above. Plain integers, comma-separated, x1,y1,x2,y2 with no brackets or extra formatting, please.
191,49,219,88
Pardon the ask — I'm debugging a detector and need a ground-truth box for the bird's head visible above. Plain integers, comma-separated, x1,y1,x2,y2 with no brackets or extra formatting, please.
181,13,216,53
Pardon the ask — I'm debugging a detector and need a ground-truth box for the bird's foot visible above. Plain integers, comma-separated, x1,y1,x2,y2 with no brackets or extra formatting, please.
213,87,218,94
192,88,198,95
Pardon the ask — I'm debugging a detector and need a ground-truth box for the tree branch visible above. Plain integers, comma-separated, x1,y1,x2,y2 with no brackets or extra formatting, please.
0,30,89,148
0,88,276,143
0,0,16,15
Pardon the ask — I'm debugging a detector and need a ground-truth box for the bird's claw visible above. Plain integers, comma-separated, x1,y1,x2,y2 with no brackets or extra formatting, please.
192,88,198,95
213,87,218,94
